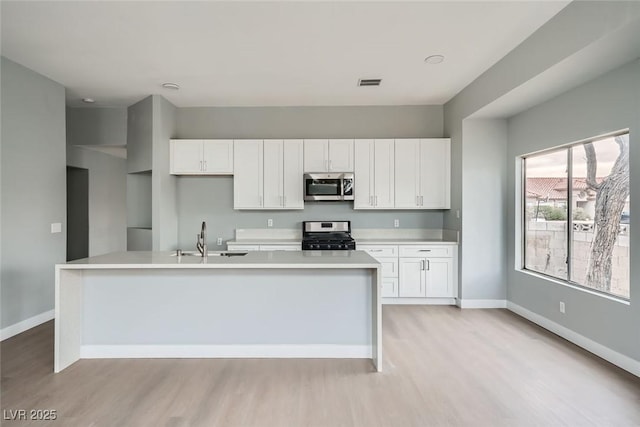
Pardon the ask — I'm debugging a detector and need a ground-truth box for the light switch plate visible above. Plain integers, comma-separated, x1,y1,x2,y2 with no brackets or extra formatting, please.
51,222,62,233
267,219,273,227
394,219,400,228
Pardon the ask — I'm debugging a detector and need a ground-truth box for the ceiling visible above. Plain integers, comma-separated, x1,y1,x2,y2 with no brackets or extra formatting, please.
1,1,570,108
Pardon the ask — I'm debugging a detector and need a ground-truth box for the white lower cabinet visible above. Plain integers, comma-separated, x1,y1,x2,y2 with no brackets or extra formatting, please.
362,243,457,302
381,278,399,298
399,258,426,297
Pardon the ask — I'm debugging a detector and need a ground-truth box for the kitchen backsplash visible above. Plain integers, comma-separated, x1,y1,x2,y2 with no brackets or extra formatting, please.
176,176,445,249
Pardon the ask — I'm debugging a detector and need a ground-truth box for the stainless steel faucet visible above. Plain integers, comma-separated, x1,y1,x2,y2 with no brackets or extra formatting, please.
196,221,207,257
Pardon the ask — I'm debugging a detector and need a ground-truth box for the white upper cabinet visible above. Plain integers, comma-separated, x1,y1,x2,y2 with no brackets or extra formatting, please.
303,139,354,172
263,139,304,209
354,139,394,209
303,139,328,172
170,139,234,175
234,139,303,210
394,138,450,209
233,140,264,209
420,139,450,209
202,140,234,174
328,139,354,172
282,140,304,208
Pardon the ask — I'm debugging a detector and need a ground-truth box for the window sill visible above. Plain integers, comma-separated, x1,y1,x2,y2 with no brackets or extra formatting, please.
515,268,631,306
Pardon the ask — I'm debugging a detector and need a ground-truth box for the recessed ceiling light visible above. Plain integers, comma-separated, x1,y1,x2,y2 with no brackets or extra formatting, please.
82,98,95,104
424,55,445,64
162,82,180,90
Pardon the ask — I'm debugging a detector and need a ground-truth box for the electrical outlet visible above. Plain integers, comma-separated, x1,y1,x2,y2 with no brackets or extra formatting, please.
559,301,566,314
394,219,400,228
217,237,223,246
267,218,273,227
456,210,460,219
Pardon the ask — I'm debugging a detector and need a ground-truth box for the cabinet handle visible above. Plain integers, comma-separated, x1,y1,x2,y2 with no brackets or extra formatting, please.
421,260,425,270
426,260,430,271
375,195,378,206
203,160,207,171
416,195,419,206
420,195,424,206
199,160,203,171
418,249,431,252
370,249,383,252
329,159,332,170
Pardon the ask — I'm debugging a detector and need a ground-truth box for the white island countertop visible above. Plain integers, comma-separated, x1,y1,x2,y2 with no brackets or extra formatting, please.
60,250,381,270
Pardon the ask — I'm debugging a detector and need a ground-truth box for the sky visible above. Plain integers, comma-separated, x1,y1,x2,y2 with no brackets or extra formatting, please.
525,135,626,178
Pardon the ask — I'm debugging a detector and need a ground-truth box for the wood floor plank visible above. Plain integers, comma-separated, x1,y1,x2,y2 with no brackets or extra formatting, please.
2,306,639,426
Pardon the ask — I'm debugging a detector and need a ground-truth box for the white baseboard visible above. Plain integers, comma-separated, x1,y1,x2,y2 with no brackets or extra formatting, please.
507,302,640,378
458,299,507,309
382,297,456,305
81,344,372,359
1,309,55,341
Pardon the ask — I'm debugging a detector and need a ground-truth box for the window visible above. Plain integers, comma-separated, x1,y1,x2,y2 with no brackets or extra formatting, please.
522,132,630,299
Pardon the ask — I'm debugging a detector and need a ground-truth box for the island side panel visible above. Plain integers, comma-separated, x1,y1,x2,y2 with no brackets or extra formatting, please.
372,267,382,372
80,268,373,357
55,268,84,372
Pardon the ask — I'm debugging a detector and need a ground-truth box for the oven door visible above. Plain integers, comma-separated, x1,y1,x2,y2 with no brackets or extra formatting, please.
304,173,345,201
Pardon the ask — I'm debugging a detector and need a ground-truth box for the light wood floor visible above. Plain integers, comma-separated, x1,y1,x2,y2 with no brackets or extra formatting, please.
2,306,639,427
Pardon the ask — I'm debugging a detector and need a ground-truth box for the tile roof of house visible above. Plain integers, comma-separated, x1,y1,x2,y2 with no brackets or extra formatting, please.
526,177,602,200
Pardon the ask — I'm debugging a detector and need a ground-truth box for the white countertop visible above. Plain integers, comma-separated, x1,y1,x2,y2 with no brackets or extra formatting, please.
227,238,457,245
58,250,381,270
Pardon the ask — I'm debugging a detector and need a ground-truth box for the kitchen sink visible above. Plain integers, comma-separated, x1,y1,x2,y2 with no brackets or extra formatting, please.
172,251,248,257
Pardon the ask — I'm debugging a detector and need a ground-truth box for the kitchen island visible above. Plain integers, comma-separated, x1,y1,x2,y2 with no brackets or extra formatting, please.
55,250,382,372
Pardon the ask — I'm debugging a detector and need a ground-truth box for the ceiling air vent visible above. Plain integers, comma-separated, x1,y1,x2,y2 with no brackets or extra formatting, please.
358,78,382,87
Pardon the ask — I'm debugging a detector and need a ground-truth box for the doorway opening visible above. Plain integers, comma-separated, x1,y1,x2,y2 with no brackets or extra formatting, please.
67,166,89,261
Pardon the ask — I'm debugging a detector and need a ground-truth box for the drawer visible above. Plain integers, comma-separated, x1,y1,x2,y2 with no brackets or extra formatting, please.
260,245,301,251
381,278,399,298
227,244,260,251
378,257,398,278
399,245,452,258
358,245,398,258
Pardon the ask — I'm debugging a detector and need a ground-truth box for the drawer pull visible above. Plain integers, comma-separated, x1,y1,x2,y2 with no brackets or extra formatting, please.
370,249,383,252
418,249,432,252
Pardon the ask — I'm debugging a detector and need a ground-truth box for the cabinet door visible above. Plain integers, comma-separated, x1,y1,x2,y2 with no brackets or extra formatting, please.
282,140,304,209
170,140,203,174
233,140,264,209
303,139,329,172
381,278,399,298
398,258,426,297
263,140,284,208
328,139,354,172
354,139,374,209
419,139,450,209
424,257,454,297
394,139,420,208
373,139,395,208
202,140,234,174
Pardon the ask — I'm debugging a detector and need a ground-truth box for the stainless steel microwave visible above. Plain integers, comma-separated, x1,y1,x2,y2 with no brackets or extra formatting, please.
304,173,354,201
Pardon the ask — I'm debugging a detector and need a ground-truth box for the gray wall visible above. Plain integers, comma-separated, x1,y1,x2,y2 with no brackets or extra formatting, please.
67,147,127,256
127,97,153,173
1,57,66,328
507,59,640,361
67,107,127,147
66,107,127,257
174,105,445,248
152,96,178,251
177,105,443,139
443,0,640,302
460,119,508,300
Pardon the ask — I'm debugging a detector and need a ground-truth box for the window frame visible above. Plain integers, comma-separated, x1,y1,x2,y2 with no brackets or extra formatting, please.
519,130,630,301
